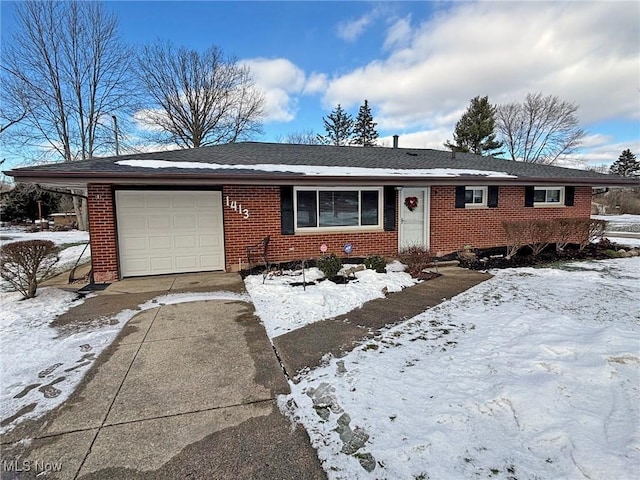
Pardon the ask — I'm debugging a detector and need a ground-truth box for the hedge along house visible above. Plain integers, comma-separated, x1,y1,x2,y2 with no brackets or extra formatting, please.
5,142,637,283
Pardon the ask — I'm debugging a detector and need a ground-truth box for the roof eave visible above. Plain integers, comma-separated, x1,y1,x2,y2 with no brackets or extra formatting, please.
5,170,638,188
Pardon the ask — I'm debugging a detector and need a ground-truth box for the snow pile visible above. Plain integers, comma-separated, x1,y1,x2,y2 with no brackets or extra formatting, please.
244,265,417,338
0,289,249,434
282,258,640,479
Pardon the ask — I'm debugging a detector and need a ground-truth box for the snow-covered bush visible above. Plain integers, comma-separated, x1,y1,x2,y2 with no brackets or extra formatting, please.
0,240,59,299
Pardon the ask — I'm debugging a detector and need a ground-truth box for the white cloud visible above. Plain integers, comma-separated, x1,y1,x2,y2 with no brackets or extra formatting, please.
337,12,374,42
304,72,328,94
242,58,307,123
383,15,412,50
323,1,640,132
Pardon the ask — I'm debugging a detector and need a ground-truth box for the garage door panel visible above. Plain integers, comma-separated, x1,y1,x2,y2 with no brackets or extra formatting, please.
148,236,172,250
200,254,223,268
199,234,221,248
120,236,149,251
122,258,149,275
175,235,197,249
146,194,171,208
150,257,174,272
116,191,224,277
175,256,198,269
171,193,197,208
174,215,197,229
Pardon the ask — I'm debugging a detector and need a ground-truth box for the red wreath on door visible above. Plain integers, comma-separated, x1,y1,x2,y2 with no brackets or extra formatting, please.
404,196,418,211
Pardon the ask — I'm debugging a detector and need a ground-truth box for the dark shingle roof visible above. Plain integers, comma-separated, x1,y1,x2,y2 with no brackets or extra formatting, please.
5,142,637,186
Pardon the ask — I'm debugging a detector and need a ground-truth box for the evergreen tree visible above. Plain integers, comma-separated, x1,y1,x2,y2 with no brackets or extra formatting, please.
351,100,378,147
609,149,639,177
445,96,503,156
1,184,61,222
318,104,354,146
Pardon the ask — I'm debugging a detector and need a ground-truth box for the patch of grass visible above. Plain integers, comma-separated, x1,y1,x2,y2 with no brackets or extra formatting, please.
363,342,379,351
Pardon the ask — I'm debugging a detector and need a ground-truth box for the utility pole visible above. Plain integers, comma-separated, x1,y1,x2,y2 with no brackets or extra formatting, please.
112,115,120,156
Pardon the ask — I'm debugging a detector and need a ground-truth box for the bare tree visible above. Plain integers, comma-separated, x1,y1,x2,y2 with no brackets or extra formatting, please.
2,1,134,230
277,129,322,145
136,43,264,148
496,93,586,164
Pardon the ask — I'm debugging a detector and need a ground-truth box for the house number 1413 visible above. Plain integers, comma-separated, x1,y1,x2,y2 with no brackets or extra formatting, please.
225,196,250,219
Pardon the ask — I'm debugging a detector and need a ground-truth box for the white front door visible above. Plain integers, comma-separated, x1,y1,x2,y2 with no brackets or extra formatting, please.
399,188,430,249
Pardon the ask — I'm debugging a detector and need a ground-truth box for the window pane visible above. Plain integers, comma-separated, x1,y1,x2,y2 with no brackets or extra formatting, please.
465,189,474,203
361,190,379,225
296,191,317,228
319,191,358,227
547,189,560,203
533,190,546,203
473,189,484,204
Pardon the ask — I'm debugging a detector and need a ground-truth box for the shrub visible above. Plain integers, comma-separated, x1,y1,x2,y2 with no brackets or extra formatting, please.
575,219,607,251
364,255,387,273
0,240,59,299
502,220,528,259
316,253,342,278
528,220,554,256
398,245,433,278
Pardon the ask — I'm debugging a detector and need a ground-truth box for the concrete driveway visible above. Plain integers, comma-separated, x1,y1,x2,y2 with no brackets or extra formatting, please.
1,273,324,479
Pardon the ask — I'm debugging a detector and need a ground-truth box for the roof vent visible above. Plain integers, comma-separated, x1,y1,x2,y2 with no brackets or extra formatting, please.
393,135,399,149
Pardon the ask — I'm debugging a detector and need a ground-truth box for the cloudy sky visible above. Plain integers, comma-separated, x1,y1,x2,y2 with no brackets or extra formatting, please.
1,1,639,169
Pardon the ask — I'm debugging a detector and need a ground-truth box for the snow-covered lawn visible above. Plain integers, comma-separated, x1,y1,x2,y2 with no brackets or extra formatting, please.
244,262,416,338
276,258,640,479
593,214,640,248
593,214,640,233
0,290,248,434
0,228,91,292
0,227,89,245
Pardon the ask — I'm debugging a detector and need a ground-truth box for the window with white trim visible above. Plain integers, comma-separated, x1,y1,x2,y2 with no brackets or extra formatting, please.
465,186,487,206
294,187,382,231
534,186,564,205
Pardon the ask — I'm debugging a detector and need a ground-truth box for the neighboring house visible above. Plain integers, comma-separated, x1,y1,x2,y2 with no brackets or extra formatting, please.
5,142,637,282
49,212,77,227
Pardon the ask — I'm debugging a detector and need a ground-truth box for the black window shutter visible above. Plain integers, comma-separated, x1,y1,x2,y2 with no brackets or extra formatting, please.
383,186,396,231
488,186,499,208
455,186,466,208
524,186,535,207
280,186,294,235
565,186,575,206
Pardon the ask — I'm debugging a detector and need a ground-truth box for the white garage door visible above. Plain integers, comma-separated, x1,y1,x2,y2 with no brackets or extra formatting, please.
116,190,225,277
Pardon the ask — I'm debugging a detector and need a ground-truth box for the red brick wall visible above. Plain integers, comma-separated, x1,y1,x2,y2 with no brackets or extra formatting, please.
87,184,118,282
222,186,398,271
429,186,592,256
85,184,593,279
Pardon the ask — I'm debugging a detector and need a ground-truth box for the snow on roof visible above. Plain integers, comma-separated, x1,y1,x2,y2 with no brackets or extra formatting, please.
115,159,517,178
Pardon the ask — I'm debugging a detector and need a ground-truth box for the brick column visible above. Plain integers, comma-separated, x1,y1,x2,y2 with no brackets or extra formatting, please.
87,184,119,282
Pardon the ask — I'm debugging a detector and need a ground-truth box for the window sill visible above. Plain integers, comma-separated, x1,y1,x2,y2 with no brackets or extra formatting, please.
464,204,488,209
533,203,566,208
294,226,384,235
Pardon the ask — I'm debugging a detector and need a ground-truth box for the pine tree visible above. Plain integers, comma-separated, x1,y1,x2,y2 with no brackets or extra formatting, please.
609,149,639,177
317,104,354,146
445,96,503,156
351,100,378,147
